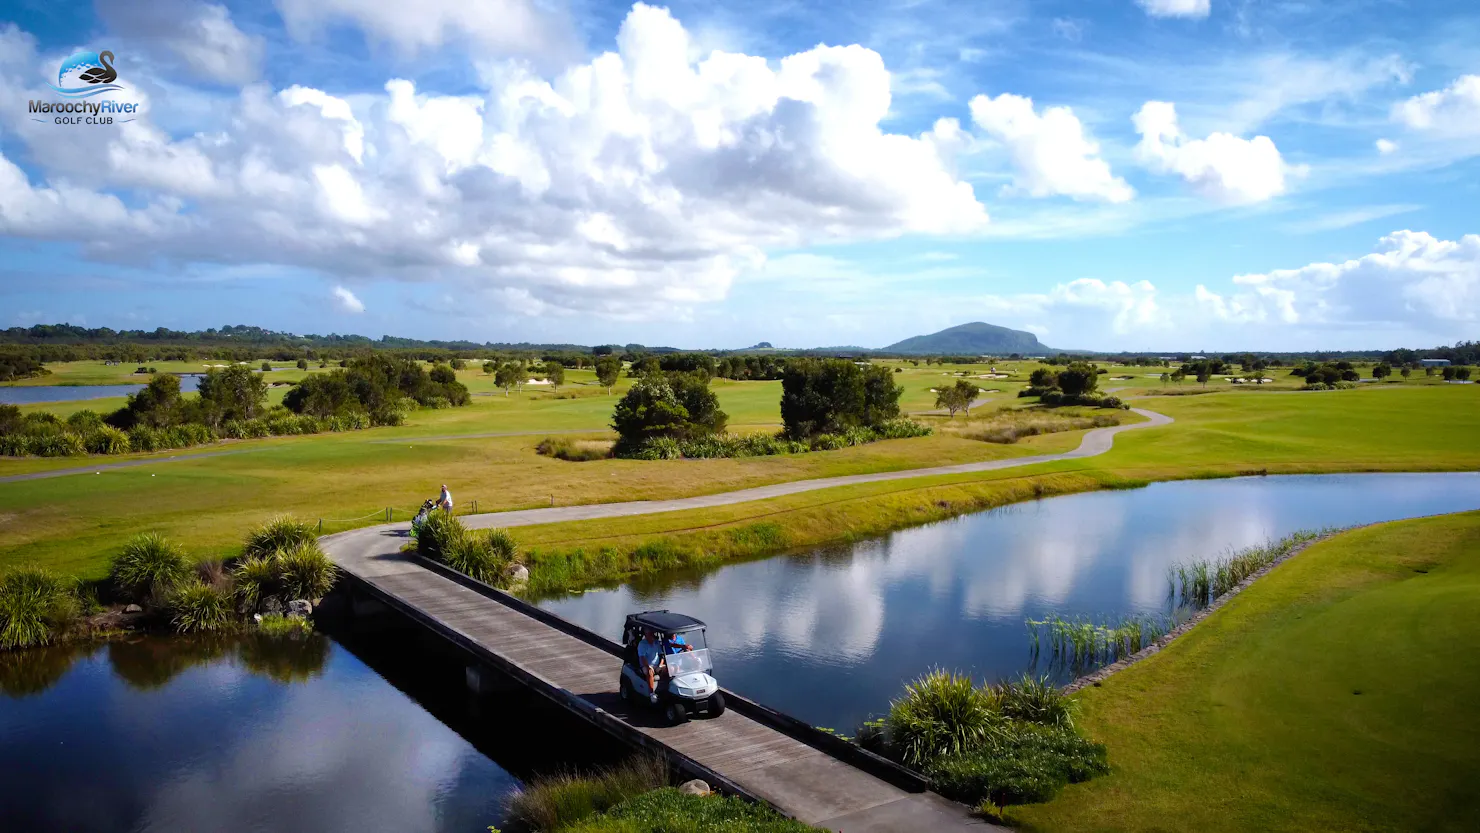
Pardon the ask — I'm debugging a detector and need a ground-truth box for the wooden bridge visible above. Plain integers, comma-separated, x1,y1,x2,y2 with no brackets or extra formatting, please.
322,523,993,832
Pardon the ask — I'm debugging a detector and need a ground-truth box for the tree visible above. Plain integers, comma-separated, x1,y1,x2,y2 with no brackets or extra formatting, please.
284,372,358,418
429,364,457,385
544,361,565,391
483,360,497,375
296,358,309,370
1426,366,1436,377
629,356,662,377
595,356,621,394
451,358,466,370
935,379,979,418
1159,372,1170,386
1442,366,1457,381
1029,368,1057,388
1197,369,1212,387
610,374,727,451
1400,366,1412,381
493,362,526,395
1458,367,1473,382
107,373,184,429
779,358,900,438
1055,362,1100,397
1372,363,1391,380
260,361,272,372
196,364,268,426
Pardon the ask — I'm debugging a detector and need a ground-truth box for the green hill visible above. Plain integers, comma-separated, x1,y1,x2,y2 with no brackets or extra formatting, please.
882,322,1051,355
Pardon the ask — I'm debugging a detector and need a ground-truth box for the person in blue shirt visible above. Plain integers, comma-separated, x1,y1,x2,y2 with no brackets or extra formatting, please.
663,632,692,654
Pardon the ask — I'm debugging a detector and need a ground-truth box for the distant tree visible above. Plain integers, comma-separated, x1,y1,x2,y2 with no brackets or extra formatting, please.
107,373,184,429
1458,367,1473,382
1426,366,1436,377
1170,368,1186,385
935,379,979,418
260,361,272,372
283,372,359,418
629,356,662,377
296,358,309,370
1400,366,1412,381
493,362,528,395
1055,363,1100,397
429,364,457,385
451,358,466,370
1159,372,1170,386
1442,366,1457,381
595,356,621,394
611,374,727,451
1372,363,1391,381
1029,368,1057,388
196,364,268,426
483,360,497,375
1197,369,1212,387
544,361,565,391
780,358,901,439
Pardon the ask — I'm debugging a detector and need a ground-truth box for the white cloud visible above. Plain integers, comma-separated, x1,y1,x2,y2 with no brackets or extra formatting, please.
99,0,263,84
1375,138,1398,154
274,0,575,63
1393,75,1480,137
1050,18,1085,42
969,93,1134,203
975,278,1163,335
0,4,989,320
332,286,366,313
1197,230,1480,326
1136,0,1211,19
1133,100,1300,203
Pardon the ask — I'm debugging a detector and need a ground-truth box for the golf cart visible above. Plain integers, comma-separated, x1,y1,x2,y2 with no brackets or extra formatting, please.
618,610,726,724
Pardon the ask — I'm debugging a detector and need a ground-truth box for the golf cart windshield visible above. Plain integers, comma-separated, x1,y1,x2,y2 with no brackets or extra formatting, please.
664,648,712,677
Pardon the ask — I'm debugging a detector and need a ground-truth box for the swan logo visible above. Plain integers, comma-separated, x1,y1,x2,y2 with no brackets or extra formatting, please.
28,48,139,125
51,50,123,97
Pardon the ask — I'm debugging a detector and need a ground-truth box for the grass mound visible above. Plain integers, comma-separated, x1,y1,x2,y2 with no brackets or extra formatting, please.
110,532,191,601
560,788,815,833
0,567,79,649
508,755,666,831
537,437,614,461
168,581,234,633
243,515,316,559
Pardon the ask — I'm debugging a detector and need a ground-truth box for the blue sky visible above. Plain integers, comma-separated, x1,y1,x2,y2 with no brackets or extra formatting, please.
0,0,1476,350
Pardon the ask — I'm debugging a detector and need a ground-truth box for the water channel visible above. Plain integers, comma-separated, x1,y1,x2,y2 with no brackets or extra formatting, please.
0,375,203,405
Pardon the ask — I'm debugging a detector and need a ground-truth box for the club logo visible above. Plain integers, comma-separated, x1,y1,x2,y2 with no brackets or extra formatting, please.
28,48,139,125
51,50,123,97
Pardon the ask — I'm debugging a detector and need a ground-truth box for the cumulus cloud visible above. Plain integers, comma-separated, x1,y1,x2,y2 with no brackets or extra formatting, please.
274,0,576,64
0,4,988,320
1197,230,1480,327
969,93,1134,203
1376,138,1398,154
1136,0,1211,19
1393,75,1480,137
977,278,1163,335
332,286,366,313
98,0,264,84
1133,101,1300,203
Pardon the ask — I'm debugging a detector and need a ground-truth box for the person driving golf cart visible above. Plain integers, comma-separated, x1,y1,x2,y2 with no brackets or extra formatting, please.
619,610,725,724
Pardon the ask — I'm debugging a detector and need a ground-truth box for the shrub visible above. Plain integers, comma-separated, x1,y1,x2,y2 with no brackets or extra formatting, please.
415,511,466,562
256,612,314,637
991,674,1076,729
887,669,1002,766
508,755,667,832
0,567,79,649
443,534,504,585
83,425,130,454
810,433,847,451
630,436,682,460
537,437,613,461
232,556,279,612
127,425,163,452
244,515,316,559
276,542,338,600
65,410,104,432
561,788,816,833
111,533,192,601
168,582,234,633
31,431,86,457
926,722,1108,808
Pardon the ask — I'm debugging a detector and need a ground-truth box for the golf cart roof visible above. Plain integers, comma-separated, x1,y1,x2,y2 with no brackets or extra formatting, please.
626,610,706,633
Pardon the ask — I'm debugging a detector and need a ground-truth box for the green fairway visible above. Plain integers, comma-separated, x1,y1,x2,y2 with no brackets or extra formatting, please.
1010,511,1480,833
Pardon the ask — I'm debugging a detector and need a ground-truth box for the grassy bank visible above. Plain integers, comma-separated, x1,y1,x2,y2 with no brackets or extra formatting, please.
1010,512,1480,832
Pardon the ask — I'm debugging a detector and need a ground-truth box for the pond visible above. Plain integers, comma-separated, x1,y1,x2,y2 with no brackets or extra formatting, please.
538,472,1480,733
0,375,202,405
0,622,624,832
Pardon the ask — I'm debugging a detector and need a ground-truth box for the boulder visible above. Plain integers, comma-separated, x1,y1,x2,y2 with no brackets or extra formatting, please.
124,604,143,614
287,599,313,617
677,779,711,797
252,613,263,623
504,563,530,586
261,597,284,616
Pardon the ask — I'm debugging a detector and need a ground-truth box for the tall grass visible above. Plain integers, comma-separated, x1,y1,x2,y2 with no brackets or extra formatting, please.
508,755,667,832
276,542,338,600
991,674,1077,730
110,533,191,601
886,669,1003,766
243,515,316,559
232,556,278,612
536,437,613,461
1168,529,1329,608
940,408,1122,445
168,582,234,633
0,567,80,649
418,513,517,586
1026,611,1189,671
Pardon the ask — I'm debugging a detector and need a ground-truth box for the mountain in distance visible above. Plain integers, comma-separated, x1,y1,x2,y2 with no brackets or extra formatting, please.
882,322,1052,355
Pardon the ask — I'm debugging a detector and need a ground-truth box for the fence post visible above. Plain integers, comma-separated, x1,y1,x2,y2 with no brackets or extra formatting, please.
386,507,391,522
317,519,323,534
472,499,478,514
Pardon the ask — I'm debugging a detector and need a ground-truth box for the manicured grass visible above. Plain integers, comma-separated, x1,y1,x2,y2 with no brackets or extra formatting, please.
1010,512,1480,833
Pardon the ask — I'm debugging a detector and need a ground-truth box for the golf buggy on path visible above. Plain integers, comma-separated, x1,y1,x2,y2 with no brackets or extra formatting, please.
618,610,726,725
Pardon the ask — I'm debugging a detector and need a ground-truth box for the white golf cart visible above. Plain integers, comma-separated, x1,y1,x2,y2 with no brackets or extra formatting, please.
617,610,726,724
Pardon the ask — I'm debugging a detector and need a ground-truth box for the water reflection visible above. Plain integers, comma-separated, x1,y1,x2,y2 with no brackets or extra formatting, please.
540,473,1480,732
0,623,612,832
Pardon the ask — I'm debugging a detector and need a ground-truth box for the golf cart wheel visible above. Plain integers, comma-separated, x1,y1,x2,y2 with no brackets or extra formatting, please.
665,702,689,725
709,692,726,717
618,675,631,702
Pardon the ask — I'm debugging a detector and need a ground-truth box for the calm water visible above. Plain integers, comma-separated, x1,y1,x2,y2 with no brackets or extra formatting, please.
0,623,621,832
540,472,1480,732
0,375,202,405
